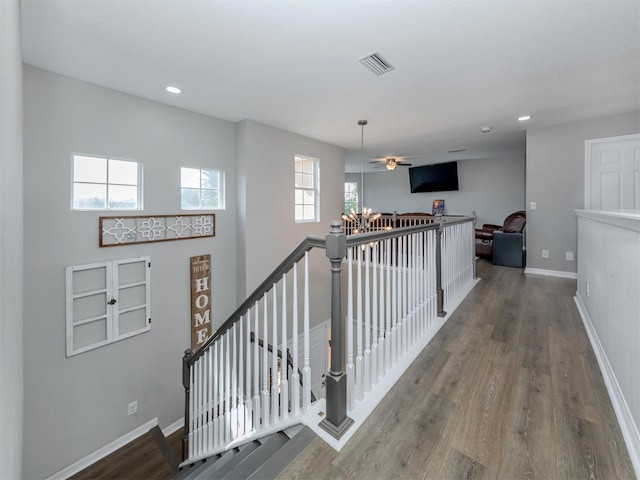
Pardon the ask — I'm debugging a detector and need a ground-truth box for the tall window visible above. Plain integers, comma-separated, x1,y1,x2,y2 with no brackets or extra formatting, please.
73,155,142,210
294,155,320,223
344,182,358,214
181,167,225,210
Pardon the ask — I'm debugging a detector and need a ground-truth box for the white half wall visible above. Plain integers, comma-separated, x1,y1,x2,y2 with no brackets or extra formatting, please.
22,66,238,479
356,155,525,227
575,210,640,477
0,1,24,478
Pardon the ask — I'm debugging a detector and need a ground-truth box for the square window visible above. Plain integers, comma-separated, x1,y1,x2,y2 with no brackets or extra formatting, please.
181,167,225,210
72,155,141,210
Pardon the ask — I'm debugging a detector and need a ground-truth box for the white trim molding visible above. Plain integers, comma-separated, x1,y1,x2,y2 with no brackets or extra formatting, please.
574,293,640,478
162,417,185,437
524,267,577,279
45,418,158,480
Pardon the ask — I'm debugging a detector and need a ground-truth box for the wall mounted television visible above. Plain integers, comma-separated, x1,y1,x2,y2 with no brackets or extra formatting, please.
408,161,459,193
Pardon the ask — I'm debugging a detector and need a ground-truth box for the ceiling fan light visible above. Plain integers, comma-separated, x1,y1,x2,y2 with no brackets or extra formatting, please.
386,162,396,171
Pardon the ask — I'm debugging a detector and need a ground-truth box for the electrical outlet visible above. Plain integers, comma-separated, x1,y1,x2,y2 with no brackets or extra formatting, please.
530,201,537,210
566,251,574,261
128,401,137,416
542,249,549,258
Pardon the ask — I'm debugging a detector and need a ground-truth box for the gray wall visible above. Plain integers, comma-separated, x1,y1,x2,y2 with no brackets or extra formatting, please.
22,66,238,478
236,120,345,327
359,155,526,227
526,111,640,273
0,1,24,477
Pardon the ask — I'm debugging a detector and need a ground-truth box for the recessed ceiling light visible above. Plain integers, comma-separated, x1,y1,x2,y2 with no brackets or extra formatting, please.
480,126,492,133
518,115,531,121
165,86,182,94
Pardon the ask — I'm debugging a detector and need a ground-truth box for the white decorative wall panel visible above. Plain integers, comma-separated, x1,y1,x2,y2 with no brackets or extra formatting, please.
100,214,215,247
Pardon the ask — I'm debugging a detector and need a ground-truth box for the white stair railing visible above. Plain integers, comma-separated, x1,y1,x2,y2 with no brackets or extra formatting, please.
343,217,475,423
182,216,476,466
182,242,321,465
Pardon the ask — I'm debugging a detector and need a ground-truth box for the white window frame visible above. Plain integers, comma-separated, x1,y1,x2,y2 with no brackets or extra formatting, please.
294,155,320,223
71,154,143,211
344,181,358,214
65,256,151,357
181,167,226,210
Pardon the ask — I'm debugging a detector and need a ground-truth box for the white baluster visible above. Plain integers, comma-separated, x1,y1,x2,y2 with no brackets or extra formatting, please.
232,324,238,440
225,333,231,444
187,364,192,458
371,242,378,385
207,348,213,451
213,342,219,449
192,360,198,457
303,252,311,411
245,313,251,433
238,318,244,435
346,247,354,410
390,237,397,368
253,304,260,429
364,243,371,393
356,244,364,400
402,235,408,353
196,359,202,456
378,240,385,377
218,341,224,447
291,263,300,415
271,285,279,423
262,293,270,427
281,273,289,420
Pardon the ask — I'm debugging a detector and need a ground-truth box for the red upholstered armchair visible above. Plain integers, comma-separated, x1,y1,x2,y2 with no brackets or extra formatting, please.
475,211,526,257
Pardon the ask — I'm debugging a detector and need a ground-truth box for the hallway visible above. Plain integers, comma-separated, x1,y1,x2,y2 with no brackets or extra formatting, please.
279,260,636,479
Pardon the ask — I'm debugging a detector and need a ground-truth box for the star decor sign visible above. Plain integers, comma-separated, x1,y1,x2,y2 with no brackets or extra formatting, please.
99,214,215,247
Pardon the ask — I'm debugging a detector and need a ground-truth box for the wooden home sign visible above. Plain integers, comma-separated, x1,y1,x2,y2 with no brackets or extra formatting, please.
190,254,212,350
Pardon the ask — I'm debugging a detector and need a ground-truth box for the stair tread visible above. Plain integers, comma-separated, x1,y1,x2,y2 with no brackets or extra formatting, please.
193,441,260,479
248,426,317,480
221,432,289,480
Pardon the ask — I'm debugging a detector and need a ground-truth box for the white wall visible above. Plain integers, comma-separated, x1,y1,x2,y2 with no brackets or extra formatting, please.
236,120,345,328
575,210,640,476
0,1,24,477
526,111,640,273
359,155,525,227
22,66,238,479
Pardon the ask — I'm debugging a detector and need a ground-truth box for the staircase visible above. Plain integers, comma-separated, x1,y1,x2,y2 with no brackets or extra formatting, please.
174,425,315,480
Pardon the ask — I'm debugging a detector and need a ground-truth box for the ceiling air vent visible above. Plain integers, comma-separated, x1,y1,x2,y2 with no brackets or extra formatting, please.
358,52,395,76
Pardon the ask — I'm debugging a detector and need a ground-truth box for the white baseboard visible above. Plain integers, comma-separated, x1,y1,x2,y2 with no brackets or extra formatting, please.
574,293,640,478
162,417,185,437
45,418,158,480
524,267,577,279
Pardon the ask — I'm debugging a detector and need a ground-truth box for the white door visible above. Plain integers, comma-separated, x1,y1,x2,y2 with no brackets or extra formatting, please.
586,134,640,210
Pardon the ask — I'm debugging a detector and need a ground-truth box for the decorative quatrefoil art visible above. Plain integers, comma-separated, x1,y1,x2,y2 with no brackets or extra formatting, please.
99,214,215,247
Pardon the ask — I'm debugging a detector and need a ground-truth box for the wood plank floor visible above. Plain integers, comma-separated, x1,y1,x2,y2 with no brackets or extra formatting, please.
70,428,182,480
279,259,636,480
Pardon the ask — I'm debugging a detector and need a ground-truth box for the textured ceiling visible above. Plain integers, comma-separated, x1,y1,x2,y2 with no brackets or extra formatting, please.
20,0,640,172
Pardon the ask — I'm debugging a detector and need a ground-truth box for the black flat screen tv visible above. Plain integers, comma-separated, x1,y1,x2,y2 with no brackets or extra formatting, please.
408,161,459,193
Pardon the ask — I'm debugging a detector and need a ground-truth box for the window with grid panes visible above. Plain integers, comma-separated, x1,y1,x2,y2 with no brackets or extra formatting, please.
294,155,319,222
181,167,225,210
72,154,142,210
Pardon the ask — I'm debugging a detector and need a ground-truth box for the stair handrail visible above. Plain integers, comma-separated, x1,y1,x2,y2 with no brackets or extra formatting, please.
185,234,326,367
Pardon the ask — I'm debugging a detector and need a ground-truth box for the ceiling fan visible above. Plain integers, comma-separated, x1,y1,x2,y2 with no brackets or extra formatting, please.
369,157,413,171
